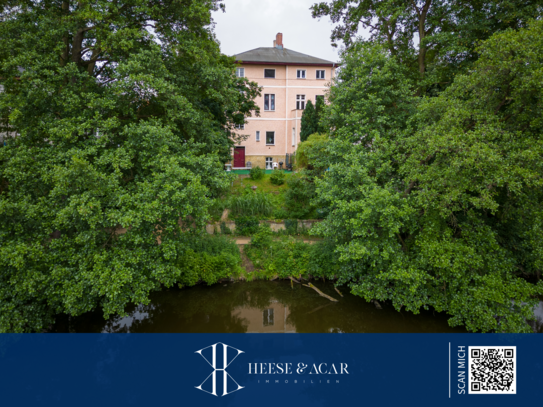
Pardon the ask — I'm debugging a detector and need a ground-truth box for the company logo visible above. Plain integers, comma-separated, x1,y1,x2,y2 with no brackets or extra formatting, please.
195,342,245,397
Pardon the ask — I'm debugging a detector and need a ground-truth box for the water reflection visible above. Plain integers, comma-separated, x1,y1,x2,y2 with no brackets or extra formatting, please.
54,281,482,333
528,301,543,333
234,300,296,333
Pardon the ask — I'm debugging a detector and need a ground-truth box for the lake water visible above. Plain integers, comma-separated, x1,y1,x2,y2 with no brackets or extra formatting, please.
53,280,543,333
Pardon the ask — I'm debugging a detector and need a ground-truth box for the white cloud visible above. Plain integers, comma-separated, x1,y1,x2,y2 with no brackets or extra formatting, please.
211,0,343,62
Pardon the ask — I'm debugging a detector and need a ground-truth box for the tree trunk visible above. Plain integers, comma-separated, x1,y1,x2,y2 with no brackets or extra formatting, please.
60,1,70,67
417,0,432,78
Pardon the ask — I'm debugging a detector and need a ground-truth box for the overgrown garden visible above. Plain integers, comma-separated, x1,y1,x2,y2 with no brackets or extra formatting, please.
305,1,543,333
0,0,259,332
1,0,543,334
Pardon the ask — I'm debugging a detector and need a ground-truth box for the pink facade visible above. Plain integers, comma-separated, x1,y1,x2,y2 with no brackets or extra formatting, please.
230,34,336,169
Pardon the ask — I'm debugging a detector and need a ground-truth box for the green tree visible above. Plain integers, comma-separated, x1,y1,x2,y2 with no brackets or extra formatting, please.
0,0,260,332
295,133,329,170
314,96,326,134
300,99,317,142
311,0,543,93
313,21,543,333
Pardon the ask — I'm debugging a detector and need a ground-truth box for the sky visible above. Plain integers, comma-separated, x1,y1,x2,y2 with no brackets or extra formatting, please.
211,0,344,63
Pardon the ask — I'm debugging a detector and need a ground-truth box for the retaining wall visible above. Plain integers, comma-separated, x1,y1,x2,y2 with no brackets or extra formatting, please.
205,219,320,234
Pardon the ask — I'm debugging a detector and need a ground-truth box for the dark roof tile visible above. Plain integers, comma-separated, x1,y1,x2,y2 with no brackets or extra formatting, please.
234,47,335,65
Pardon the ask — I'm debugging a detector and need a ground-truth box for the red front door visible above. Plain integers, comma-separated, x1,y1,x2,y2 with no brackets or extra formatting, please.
234,147,245,168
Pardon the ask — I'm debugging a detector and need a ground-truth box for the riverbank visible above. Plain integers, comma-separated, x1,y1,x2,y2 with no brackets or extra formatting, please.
52,280,471,333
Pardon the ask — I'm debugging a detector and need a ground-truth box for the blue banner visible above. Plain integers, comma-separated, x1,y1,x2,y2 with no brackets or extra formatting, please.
0,334,541,406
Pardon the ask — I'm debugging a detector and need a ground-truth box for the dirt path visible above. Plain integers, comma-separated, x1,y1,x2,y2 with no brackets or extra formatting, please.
234,237,322,245
238,244,255,273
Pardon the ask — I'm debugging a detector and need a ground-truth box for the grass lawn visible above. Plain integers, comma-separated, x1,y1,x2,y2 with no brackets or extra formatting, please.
210,171,317,222
230,172,294,195
232,169,294,175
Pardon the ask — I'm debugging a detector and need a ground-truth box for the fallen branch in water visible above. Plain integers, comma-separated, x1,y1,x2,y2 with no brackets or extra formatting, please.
372,299,382,309
302,283,338,302
334,286,343,297
289,276,301,284
306,302,336,315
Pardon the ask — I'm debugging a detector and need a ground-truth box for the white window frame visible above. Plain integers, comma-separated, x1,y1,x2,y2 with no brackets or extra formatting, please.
235,123,244,130
264,69,276,78
316,69,325,79
266,131,275,145
263,308,274,326
292,127,295,146
265,157,273,170
297,69,306,79
256,131,260,142
296,95,305,110
236,67,245,77
264,94,275,111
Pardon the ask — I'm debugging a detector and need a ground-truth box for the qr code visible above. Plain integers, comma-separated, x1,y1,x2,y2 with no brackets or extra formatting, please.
469,346,516,394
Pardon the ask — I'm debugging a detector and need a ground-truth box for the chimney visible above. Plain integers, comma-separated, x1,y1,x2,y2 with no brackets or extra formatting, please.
275,33,283,49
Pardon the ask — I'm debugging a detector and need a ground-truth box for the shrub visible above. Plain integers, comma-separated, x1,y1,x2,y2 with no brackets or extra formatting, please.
174,234,242,286
176,250,241,286
220,221,232,234
269,170,285,185
284,175,316,219
228,191,273,217
271,208,289,220
179,233,240,257
284,219,298,234
295,133,329,170
250,223,273,249
315,207,329,219
208,198,228,221
249,166,264,180
235,216,260,235
244,236,340,281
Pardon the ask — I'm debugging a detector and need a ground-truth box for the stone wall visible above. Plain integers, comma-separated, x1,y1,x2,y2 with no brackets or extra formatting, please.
246,155,286,169
206,219,320,234
227,155,287,169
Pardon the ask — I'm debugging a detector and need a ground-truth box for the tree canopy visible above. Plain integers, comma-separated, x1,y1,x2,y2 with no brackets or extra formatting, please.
311,20,543,332
0,0,260,332
300,99,317,142
311,0,543,93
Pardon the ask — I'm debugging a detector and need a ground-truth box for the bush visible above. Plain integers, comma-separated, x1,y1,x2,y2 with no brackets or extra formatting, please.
284,175,316,219
271,207,289,219
284,219,298,234
250,223,273,249
228,191,273,217
245,236,340,281
315,207,329,219
235,216,260,235
295,133,329,170
220,222,232,234
179,233,240,257
208,199,228,221
269,170,285,185
174,234,242,286
176,250,241,286
249,166,264,180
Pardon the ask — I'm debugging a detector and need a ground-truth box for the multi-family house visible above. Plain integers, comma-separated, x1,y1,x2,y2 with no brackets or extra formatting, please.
231,33,336,170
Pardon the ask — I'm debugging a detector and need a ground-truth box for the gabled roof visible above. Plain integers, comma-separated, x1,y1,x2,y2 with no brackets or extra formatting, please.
234,47,336,67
